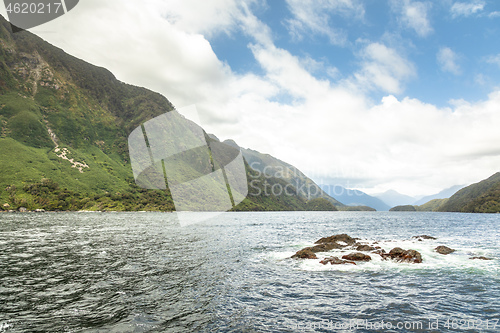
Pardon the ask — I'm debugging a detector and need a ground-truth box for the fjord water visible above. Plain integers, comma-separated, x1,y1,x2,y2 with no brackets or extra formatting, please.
0,212,498,332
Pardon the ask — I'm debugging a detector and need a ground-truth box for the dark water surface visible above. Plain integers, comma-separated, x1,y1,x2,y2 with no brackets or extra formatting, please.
0,212,499,332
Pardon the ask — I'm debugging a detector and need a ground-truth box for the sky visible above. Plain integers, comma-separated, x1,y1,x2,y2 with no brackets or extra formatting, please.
3,0,500,196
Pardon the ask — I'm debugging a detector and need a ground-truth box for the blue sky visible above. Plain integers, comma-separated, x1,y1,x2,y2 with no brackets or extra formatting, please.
208,0,500,107
5,0,500,196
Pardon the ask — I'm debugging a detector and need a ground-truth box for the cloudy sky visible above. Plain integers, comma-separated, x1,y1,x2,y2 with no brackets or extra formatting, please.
3,0,500,196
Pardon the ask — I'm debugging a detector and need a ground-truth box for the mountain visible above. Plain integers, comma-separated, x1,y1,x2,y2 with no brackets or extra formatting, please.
374,190,416,208
412,185,465,206
0,15,335,212
240,147,342,207
437,172,500,213
320,185,390,211
414,198,448,212
389,205,416,212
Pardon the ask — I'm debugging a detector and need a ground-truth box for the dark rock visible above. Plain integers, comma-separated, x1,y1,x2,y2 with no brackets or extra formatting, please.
291,248,318,259
309,242,344,252
412,235,437,240
320,256,356,265
315,234,356,246
389,247,405,256
435,245,455,255
356,244,376,252
373,249,386,255
342,252,372,261
469,256,492,260
401,250,423,263
380,247,422,263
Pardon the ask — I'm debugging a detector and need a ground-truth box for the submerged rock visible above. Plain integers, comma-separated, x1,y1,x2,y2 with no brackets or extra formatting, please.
291,248,318,259
380,247,423,263
320,256,356,265
469,256,492,260
435,245,455,255
342,252,372,261
412,235,437,241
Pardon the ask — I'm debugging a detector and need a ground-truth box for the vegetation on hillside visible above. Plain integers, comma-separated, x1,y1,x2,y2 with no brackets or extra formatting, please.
389,205,416,212
437,172,500,213
414,198,448,212
0,15,337,212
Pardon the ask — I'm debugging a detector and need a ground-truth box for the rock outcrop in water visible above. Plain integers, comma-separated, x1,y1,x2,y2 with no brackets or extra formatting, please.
356,244,377,251
291,248,318,259
291,233,495,266
320,256,356,265
315,233,357,246
380,247,423,263
291,234,357,258
291,233,422,264
469,256,492,260
435,245,455,255
412,235,437,241
342,252,372,261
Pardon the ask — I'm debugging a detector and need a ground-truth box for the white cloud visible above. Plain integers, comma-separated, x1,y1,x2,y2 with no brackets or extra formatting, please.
450,1,485,18
489,11,500,18
486,54,500,67
391,0,433,37
352,43,416,94
10,0,500,197
437,47,461,75
285,0,365,45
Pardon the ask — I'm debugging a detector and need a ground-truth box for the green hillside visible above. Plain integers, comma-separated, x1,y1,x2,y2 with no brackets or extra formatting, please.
414,198,448,212
437,172,500,213
0,15,336,212
389,205,416,212
240,147,342,206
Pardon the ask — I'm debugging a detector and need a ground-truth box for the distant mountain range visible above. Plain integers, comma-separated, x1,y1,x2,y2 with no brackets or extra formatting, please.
373,190,416,208
320,185,391,211
413,185,465,206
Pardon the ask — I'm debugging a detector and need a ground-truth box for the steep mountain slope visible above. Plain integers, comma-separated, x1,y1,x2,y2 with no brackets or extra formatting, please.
240,147,342,207
437,172,500,213
0,15,335,212
320,185,390,211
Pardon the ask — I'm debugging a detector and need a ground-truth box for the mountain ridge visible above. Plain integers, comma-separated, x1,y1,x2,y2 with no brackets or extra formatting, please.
373,189,416,208
320,185,390,211
437,172,500,213
0,14,335,212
